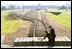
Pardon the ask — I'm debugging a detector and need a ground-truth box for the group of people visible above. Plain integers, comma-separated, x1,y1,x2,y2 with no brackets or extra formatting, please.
41,26,56,47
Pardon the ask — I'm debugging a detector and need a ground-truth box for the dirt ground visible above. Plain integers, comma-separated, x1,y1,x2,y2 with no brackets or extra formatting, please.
45,14,71,37
2,20,32,45
1,11,71,46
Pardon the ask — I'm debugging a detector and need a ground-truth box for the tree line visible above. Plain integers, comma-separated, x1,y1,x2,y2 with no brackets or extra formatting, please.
1,5,71,10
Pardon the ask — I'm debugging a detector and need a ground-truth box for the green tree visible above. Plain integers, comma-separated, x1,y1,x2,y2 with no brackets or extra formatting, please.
1,6,6,10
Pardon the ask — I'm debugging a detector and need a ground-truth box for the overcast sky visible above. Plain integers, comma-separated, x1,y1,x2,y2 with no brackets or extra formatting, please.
1,1,71,6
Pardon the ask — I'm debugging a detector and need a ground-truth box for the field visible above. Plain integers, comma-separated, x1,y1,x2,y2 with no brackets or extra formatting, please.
44,9,71,32
1,9,71,47
1,10,31,35
43,9,71,37
1,9,71,36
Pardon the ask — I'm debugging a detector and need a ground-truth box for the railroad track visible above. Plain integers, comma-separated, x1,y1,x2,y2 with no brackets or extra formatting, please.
7,10,71,46
27,10,49,37
9,10,48,37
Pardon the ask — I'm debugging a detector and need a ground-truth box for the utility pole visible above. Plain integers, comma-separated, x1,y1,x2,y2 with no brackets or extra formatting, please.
23,1,24,11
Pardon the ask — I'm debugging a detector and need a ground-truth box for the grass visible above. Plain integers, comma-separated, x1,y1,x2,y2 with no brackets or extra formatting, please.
1,11,20,35
1,10,31,35
1,9,71,35
44,10,71,31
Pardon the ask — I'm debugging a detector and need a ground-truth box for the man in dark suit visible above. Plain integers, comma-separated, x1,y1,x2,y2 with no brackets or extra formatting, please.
41,26,56,46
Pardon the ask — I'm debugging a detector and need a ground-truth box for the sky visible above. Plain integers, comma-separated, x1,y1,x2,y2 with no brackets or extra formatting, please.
1,1,71,6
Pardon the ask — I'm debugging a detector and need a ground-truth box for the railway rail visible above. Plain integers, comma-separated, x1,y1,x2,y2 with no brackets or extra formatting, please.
7,10,71,46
